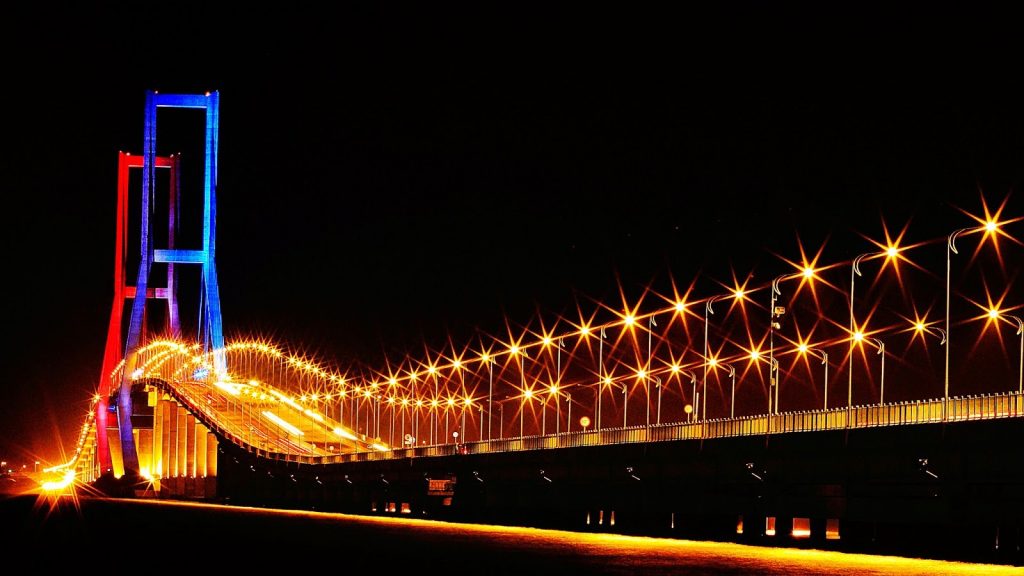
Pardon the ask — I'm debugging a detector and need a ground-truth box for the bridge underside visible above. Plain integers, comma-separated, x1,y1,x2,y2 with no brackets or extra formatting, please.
214,417,1024,565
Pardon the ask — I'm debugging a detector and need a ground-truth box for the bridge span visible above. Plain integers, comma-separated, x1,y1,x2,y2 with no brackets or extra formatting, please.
40,90,1024,564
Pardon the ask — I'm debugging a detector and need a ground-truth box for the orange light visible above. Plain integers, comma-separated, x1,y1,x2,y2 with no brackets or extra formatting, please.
603,376,613,386
885,245,900,259
636,369,646,379
802,266,815,278
623,314,636,327
708,357,718,368
913,321,926,333
797,343,808,354
549,384,559,395
579,325,591,336
524,389,534,399
452,359,462,370
670,364,681,373
749,350,762,361
989,307,1001,320
480,353,490,363
674,300,686,313
853,331,864,342
509,344,520,356
734,289,745,300
986,219,999,233
388,377,398,386
542,336,553,346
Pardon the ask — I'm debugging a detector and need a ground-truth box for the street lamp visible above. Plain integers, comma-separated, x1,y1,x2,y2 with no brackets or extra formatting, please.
1013,316,1024,395
429,365,439,445
871,338,885,405
769,275,786,415
852,331,885,405
482,352,494,441
445,397,456,444
704,295,728,422
622,383,628,428
946,227,973,417
797,344,829,410
567,393,573,433
848,252,870,413
596,327,607,430
654,376,664,424
521,388,534,439
548,384,561,435
680,369,697,422
910,321,947,400
989,312,1023,394
646,316,657,428
721,363,736,419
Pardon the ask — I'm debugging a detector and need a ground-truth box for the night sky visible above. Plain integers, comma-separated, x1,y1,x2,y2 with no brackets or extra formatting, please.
2,5,1022,464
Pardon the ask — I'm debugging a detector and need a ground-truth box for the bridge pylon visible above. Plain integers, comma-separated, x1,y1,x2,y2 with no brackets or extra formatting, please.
101,91,225,476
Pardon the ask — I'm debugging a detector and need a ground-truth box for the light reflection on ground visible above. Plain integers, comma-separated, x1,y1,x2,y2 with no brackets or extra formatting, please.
80,497,1019,575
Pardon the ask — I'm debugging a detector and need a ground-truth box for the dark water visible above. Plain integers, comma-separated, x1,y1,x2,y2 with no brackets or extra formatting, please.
1,494,1017,574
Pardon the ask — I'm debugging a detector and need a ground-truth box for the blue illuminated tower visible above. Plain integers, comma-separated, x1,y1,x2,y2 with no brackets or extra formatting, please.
117,91,225,475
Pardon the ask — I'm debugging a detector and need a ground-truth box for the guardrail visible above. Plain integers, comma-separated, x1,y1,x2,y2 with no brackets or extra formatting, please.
241,391,1024,465
79,384,1024,470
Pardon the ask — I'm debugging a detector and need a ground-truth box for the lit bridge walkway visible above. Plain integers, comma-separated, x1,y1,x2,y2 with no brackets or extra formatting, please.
61,337,1024,481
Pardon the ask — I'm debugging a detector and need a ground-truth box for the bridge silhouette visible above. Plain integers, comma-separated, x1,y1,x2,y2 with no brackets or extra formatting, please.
41,92,1024,561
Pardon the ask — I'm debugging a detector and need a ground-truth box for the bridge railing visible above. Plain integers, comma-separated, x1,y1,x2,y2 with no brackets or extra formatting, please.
145,382,1024,467
310,390,1024,465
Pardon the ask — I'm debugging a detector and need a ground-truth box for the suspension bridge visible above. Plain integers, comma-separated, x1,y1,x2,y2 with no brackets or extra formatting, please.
42,91,1024,562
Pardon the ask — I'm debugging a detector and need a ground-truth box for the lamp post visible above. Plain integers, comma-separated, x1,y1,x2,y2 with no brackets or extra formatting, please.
870,338,885,405
567,393,572,433
555,337,565,434
769,275,786,415
910,322,947,401
549,384,561,435
654,376,663,425
848,253,870,415
520,389,533,439
445,397,454,444
988,312,1023,395
597,327,607,430
389,398,395,447
354,388,362,435
1013,316,1024,395
484,353,494,441
703,296,726,422
541,386,547,436
722,363,736,419
622,383,628,428
681,370,697,422
946,228,971,418
798,345,829,410
462,398,470,443
430,368,439,445
646,316,657,428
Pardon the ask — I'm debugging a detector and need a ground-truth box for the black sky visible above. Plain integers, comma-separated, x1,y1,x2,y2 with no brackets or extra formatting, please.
2,4,1022,463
